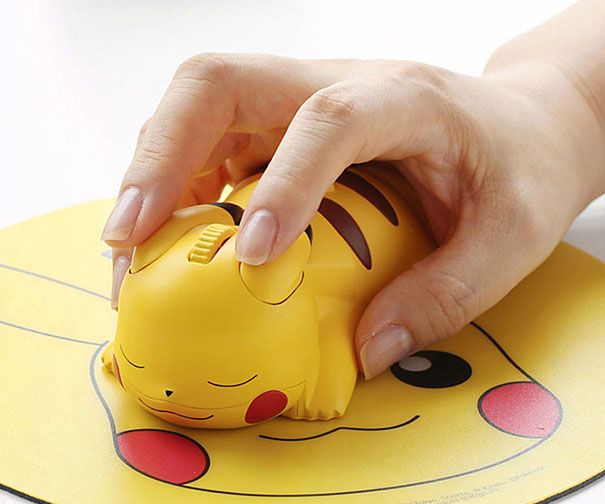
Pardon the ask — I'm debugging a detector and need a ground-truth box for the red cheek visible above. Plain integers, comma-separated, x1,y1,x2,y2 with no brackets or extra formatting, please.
117,429,209,484
112,354,124,388
478,381,562,438
245,390,288,424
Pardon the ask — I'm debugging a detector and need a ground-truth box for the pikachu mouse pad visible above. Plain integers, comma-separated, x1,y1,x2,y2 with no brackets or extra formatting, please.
1,199,605,504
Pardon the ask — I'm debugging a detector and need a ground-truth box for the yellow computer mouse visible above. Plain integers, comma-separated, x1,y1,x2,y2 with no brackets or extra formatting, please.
3,177,605,503
101,162,435,429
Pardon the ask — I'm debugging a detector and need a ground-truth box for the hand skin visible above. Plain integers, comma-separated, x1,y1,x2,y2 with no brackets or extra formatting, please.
102,0,605,380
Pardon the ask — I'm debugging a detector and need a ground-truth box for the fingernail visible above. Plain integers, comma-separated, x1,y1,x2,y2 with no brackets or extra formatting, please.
101,187,143,242
235,209,278,265
111,256,130,310
359,324,414,380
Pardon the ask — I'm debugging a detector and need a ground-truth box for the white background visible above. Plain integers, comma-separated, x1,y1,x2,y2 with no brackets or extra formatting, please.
1,1,604,502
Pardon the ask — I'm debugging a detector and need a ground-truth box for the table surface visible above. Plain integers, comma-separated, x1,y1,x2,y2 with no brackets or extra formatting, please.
1,1,603,502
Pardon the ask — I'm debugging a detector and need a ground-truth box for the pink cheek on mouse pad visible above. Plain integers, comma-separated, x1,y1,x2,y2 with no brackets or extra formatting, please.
245,390,288,424
479,381,562,438
117,429,209,484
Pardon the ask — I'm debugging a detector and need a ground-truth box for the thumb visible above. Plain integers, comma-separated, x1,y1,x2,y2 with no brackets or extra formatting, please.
355,218,549,380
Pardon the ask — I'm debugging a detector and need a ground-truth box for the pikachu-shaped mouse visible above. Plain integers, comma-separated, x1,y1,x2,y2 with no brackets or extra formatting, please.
102,162,435,429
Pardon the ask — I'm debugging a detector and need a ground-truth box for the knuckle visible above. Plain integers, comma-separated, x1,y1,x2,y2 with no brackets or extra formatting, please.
174,53,228,85
138,118,151,138
384,61,466,145
264,169,312,207
416,268,477,342
133,145,169,166
132,132,176,166
303,88,362,125
388,61,451,89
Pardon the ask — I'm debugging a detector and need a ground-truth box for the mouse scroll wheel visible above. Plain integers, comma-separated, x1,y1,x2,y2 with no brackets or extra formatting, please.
188,223,238,264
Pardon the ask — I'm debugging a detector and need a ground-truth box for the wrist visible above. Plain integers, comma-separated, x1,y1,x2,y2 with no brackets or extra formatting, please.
485,60,605,204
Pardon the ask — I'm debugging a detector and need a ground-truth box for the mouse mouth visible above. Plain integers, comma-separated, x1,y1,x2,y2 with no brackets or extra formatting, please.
125,377,307,417
123,376,248,411
138,398,214,421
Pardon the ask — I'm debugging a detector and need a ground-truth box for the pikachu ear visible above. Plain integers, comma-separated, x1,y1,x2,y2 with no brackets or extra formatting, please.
240,233,311,304
130,205,235,273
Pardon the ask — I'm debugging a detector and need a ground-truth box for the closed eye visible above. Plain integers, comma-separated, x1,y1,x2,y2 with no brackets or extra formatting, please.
207,374,258,388
120,344,145,369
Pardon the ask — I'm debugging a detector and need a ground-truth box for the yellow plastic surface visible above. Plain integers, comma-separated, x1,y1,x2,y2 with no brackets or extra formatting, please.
107,168,435,429
2,168,605,503
130,205,234,273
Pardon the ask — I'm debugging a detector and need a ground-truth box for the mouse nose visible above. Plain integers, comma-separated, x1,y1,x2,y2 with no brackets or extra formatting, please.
164,389,173,397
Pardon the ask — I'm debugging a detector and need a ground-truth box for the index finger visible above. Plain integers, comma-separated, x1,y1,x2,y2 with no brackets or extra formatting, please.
101,54,238,248
101,54,395,249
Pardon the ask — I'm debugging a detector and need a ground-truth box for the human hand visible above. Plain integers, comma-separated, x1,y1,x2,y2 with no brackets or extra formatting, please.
102,52,605,380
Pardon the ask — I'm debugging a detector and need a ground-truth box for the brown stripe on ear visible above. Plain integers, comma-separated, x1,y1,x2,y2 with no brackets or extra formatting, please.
304,224,313,244
337,170,399,225
318,198,372,269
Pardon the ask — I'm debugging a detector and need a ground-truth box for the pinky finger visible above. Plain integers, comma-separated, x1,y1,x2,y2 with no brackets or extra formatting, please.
111,248,132,310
